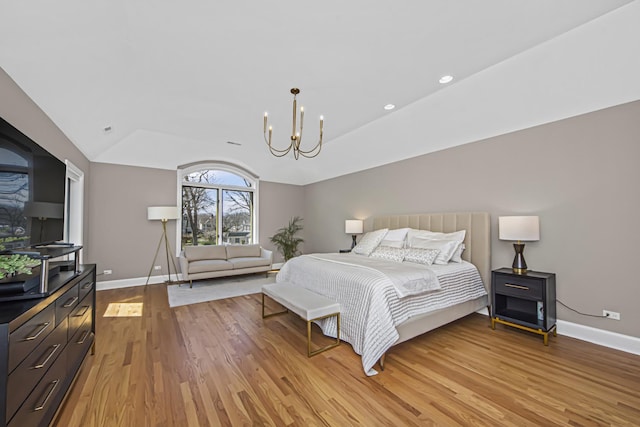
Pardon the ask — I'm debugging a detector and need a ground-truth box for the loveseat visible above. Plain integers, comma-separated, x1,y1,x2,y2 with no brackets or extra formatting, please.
179,244,273,287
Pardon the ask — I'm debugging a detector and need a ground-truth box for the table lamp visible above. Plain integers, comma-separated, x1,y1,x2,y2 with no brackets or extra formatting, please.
498,216,540,274
345,220,363,249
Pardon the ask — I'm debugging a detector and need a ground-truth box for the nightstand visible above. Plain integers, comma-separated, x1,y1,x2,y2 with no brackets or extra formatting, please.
491,268,557,345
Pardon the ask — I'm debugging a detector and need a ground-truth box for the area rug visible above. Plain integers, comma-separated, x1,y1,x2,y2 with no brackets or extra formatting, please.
167,275,276,308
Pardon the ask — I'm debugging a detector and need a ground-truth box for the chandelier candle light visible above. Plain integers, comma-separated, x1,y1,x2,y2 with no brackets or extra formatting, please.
264,88,324,159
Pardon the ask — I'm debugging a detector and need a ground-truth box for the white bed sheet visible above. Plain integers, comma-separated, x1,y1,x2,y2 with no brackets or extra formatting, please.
276,253,487,375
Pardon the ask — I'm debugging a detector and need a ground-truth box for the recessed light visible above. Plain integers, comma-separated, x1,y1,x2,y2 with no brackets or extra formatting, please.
439,75,454,84
383,104,396,111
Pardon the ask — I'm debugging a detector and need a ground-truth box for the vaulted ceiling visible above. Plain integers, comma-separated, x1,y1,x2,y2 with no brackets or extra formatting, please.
1,1,638,184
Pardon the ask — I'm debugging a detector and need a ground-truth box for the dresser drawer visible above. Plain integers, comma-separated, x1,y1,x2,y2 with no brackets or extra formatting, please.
78,277,94,302
55,284,79,327
6,318,68,422
69,290,93,339
8,349,68,427
67,311,94,375
8,303,56,373
494,274,543,300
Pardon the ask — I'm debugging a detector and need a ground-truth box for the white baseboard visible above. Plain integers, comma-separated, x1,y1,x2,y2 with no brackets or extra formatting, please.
556,320,640,356
476,308,640,356
97,274,181,291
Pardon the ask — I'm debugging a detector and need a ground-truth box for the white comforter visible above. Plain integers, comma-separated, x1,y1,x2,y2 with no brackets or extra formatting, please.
276,253,487,375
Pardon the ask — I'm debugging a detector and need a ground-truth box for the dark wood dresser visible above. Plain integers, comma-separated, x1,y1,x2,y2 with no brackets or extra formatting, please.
0,264,96,427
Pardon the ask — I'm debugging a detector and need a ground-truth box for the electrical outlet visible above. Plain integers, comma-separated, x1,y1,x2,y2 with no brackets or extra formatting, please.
103,269,112,275
154,265,162,270
603,310,621,320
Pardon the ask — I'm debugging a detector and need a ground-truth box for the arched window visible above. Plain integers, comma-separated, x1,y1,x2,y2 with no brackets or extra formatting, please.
177,162,258,248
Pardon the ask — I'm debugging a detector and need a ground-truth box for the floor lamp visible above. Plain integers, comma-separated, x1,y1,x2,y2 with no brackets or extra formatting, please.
146,206,180,285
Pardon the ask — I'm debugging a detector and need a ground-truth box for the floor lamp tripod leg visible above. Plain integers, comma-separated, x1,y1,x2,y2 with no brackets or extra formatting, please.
145,225,166,286
161,220,179,284
163,230,180,284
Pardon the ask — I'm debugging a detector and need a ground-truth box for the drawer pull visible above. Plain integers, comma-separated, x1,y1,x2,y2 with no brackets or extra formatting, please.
63,296,79,308
33,344,61,369
77,330,90,345
23,322,51,341
504,283,529,291
74,305,90,317
81,282,93,290
34,379,59,411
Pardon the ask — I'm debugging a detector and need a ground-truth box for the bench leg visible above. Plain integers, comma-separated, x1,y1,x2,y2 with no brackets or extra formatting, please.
262,293,288,319
307,312,340,357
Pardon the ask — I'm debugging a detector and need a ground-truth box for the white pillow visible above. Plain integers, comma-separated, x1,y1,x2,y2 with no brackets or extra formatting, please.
370,245,406,262
450,243,465,263
403,248,440,265
410,237,460,264
408,229,466,246
352,228,388,256
380,227,410,248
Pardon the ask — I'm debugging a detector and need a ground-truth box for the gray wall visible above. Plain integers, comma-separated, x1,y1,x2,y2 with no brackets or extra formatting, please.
259,181,305,263
304,100,640,338
0,68,92,257
87,163,305,279
87,163,178,281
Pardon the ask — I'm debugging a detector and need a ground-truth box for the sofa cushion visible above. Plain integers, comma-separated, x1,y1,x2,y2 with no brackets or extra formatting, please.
228,256,270,269
188,259,232,274
226,244,261,259
184,245,227,261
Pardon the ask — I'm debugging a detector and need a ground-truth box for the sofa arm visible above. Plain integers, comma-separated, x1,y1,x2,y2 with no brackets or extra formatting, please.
261,248,273,266
178,251,190,280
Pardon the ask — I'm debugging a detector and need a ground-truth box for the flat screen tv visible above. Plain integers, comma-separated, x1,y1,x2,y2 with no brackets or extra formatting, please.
0,116,66,251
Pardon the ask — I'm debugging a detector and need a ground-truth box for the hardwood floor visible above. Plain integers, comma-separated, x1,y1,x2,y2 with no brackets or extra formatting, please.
54,283,640,426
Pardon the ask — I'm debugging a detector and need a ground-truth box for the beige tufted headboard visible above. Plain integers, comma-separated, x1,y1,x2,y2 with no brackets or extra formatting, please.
371,212,491,291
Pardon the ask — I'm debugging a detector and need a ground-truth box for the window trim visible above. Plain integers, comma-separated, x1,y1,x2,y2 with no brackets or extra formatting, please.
176,162,259,254
64,160,84,263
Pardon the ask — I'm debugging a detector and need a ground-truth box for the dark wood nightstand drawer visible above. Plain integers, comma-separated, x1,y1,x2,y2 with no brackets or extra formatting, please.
8,303,56,374
6,318,68,422
494,274,543,300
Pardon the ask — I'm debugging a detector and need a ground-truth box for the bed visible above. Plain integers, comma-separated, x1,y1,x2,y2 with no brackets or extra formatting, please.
276,212,491,375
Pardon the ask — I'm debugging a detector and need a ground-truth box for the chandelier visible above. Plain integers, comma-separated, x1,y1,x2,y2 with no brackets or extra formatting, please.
263,88,324,159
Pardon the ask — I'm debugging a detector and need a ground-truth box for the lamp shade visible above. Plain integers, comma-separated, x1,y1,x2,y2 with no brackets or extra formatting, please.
345,219,363,234
24,202,64,219
499,216,540,241
148,206,180,221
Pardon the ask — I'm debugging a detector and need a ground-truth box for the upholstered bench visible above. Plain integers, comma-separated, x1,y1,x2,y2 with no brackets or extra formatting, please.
262,283,341,357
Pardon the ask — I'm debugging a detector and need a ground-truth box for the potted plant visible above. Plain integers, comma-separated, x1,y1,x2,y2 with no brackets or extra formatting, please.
0,243,34,280
269,216,303,261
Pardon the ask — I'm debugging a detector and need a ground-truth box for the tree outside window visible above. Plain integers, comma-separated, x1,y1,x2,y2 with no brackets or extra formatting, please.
180,166,256,248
